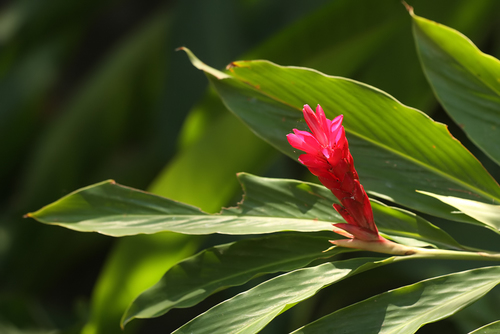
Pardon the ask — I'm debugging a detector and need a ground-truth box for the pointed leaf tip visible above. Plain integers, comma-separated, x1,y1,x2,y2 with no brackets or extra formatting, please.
402,1,414,15
179,47,230,80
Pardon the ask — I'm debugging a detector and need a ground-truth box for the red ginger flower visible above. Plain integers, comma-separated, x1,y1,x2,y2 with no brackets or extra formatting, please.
287,104,384,242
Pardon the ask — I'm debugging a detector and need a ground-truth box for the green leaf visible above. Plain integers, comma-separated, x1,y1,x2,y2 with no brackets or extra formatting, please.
27,177,334,236
370,200,463,250
469,320,500,334
292,265,500,334
28,173,464,251
171,257,395,334
417,191,500,233
122,233,353,326
183,49,500,224
412,13,500,165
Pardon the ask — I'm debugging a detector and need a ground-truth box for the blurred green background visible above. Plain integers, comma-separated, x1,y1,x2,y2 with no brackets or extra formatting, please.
1,0,499,333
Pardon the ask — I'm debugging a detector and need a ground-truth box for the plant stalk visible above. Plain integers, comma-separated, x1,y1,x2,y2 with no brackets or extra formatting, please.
330,238,500,261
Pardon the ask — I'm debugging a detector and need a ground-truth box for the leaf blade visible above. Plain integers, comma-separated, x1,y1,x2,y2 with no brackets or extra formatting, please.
292,265,500,334
28,174,465,252
412,14,500,165
121,233,354,326
186,49,500,223
171,257,395,334
417,190,500,232
469,320,500,334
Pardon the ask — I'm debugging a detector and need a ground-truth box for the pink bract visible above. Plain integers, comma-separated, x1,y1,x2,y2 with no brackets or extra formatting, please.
287,104,382,242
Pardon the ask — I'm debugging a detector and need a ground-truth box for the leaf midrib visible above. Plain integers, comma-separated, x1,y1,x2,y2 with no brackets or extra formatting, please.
55,214,337,223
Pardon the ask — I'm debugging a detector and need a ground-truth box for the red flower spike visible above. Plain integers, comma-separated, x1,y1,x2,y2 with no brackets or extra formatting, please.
287,104,383,243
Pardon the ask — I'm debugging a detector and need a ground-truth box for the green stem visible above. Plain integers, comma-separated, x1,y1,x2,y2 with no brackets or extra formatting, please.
409,247,500,261
330,238,500,261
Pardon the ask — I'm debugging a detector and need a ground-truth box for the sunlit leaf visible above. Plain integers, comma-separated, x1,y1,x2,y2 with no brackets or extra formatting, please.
183,48,500,225
122,233,353,326
292,265,500,334
28,173,465,251
27,177,333,236
412,12,500,165
418,191,500,233
171,257,395,334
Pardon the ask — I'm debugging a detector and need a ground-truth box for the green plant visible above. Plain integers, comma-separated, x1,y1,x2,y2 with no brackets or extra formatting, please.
26,6,500,333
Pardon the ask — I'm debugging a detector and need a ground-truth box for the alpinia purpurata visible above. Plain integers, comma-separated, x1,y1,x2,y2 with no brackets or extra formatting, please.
287,104,385,243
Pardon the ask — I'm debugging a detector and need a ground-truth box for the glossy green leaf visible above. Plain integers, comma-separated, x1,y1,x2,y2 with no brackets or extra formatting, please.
370,200,463,250
412,13,500,165
247,0,499,113
28,173,464,251
122,233,353,326
292,265,500,334
171,257,395,334
469,320,500,334
418,191,500,233
184,49,500,224
27,176,334,236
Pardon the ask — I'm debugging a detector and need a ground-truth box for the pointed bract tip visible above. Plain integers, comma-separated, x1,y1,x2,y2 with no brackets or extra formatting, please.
23,212,33,218
303,104,313,113
175,46,186,52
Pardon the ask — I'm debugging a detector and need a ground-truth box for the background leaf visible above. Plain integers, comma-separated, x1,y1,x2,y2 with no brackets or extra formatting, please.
412,13,500,165
80,232,199,334
469,320,500,334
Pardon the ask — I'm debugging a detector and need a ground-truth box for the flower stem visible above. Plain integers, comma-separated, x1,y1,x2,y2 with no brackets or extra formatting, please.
330,238,500,261
408,247,500,262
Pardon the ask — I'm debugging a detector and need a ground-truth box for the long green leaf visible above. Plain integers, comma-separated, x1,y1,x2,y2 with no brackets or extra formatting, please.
26,177,333,236
412,13,500,165
183,49,500,224
370,200,463,250
171,257,395,334
469,320,500,334
292,265,500,334
418,191,500,233
122,233,353,326
27,173,464,251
